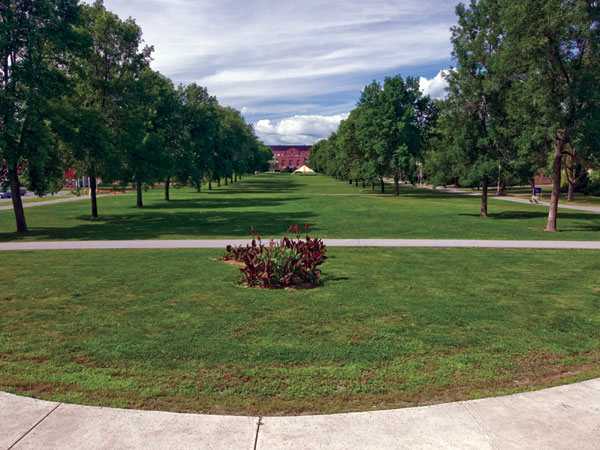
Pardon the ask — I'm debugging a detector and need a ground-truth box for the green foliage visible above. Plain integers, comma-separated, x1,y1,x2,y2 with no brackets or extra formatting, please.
0,0,81,231
313,75,434,192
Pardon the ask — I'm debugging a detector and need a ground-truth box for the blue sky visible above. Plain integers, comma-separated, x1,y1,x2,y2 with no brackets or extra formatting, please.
98,0,458,144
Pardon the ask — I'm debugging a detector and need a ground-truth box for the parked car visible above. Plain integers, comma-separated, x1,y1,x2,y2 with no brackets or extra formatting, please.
0,188,26,199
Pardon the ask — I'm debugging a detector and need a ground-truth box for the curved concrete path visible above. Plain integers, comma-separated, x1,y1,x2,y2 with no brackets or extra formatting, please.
0,238,599,251
2,378,599,449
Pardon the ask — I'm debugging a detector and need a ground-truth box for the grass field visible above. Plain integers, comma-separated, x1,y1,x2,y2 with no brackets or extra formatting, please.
1,248,599,415
0,174,599,241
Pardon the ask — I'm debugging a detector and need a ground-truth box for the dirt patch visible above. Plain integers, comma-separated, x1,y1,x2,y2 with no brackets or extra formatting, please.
223,259,245,268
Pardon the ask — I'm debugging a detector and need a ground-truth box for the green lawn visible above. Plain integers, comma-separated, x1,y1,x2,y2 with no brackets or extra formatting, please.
1,248,599,415
0,174,598,241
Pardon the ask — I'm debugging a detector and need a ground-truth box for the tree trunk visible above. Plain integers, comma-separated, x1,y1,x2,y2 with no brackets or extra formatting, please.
496,166,502,195
230,175,233,184
481,179,488,217
393,170,400,196
196,186,201,193
380,178,385,194
362,180,365,188
371,182,374,190
208,181,212,190
217,178,221,187
567,179,575,202
136,178,143,208
224,177,228,186
234,174,237,182
545,139,564,232
90,174,98,218
349,179,352,184
355,179,358,187
165,176,170,201
9,164,27,232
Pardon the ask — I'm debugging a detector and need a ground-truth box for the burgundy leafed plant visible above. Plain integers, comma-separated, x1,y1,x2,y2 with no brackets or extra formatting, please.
223,225,327,288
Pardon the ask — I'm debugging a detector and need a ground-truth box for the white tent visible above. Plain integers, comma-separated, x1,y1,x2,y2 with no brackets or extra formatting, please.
293,165,315,174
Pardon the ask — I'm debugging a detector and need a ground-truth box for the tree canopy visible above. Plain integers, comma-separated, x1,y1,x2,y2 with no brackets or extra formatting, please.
1,0,269,233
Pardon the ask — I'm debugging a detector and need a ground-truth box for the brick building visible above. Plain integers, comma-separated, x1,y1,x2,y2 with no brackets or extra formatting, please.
270,145,312,171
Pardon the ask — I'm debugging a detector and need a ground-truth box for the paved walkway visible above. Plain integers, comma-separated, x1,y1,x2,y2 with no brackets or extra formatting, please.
0,193,114,212
1,238,599,251
2,377,599,449
395,182,600,214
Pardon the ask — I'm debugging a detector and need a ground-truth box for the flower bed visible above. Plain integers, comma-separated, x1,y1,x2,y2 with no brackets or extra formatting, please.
223,225,327,288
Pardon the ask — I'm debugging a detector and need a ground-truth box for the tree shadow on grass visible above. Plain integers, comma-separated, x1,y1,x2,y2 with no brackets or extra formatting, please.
458,211,600,232
205,178,303,195
0,210,319,242
459,211,549,219
356,187,475,201
139,196,308,210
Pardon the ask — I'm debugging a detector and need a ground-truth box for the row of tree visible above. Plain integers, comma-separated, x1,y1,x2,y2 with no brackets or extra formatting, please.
308,76,436,195
1,0,271,233
309,0,600,232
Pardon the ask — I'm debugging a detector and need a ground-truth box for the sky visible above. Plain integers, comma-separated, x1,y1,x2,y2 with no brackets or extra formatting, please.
97,0,458,145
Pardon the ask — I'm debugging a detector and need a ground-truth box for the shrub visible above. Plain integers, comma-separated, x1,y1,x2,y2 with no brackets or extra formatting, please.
223,225,327,288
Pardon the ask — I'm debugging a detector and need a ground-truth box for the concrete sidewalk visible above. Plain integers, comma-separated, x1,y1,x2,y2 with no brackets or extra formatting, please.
395,181,600,214
2,378,599,449
0,238,599,251
0,193,115,212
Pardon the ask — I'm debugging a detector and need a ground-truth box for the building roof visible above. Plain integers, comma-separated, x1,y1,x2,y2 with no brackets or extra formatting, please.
270,145,312,153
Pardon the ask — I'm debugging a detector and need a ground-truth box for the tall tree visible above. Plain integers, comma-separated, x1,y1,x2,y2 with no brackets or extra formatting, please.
356,81,388,193
0,0,80,232
69,0,151,217
178,83,218,192
379,75,431,195
443,0,509,217
119,68,173,207
502,0,600,231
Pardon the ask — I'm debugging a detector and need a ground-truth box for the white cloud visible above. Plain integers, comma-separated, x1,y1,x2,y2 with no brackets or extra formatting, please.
419,69,450,99
99,1,456,123
255,114,349,145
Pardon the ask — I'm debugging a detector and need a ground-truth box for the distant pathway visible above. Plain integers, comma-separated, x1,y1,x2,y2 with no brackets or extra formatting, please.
1,239,599,251
0,193,113,211
395,181,600,213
